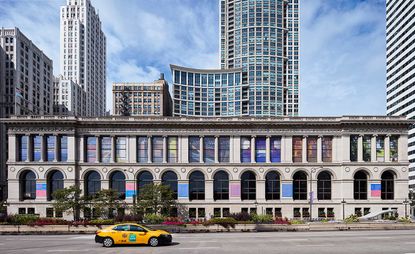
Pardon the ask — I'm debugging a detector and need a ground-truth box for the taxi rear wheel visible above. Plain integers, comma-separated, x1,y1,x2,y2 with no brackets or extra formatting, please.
149,237,159,247
103,237,114,247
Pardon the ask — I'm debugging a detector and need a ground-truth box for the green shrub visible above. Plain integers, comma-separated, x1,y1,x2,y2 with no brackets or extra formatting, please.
290,219,305,225
143,214,165,224
89,219,114,225
398,216,411,223
344,214,359,223
229,212,252,222
6,214,38,225
251,214,273,224
204,217,237,229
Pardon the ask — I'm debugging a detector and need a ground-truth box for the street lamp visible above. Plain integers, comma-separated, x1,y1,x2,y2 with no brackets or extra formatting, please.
254,200,258,214
309,167,321,221
341,198,347,220
403,198,410,218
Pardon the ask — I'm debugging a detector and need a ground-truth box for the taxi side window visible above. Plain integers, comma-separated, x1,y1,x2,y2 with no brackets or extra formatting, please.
113,225,129,231
129,225,146,232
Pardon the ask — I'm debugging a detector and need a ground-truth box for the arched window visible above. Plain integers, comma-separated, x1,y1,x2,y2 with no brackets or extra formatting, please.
20,170,36,200
317,171,331,200
161,171,178,199
265,171,280,200
47,170,64,201
354,170,368,200
293,171,307,200
241,171,256,200
189,171,205,200
85,171,101,197
381,171,394,200
137,171,153,193
110,171,126,200
214,171,229,200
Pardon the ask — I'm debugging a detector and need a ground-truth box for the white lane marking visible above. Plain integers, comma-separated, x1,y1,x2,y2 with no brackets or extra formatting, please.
282,239,308,242
363,237,392,240
47,250,89,252
178,247,221,250
298,244,333,247
70,236,95,239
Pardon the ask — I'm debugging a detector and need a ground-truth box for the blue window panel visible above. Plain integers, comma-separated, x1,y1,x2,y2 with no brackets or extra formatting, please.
282,183,293,198
178,183,189,198
33,136,42,161
60,136,68,162
46,136,56,161
19,136,28,161
241,137,251,163
271,137,281,163
126,190,136,198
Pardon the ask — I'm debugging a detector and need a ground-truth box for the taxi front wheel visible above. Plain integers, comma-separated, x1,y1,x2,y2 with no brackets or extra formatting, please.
149,237,159,247
103,237,114,247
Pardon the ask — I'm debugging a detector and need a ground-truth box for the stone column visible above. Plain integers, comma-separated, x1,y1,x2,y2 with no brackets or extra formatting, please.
129,136,137,163
200,136,204,163
371,135,377,162
8,134,16,162
111,136,116,163
302,136,307,163
283,136,293,163
147,136,152,163
79,136,85,162
233,136,241,163
251,136,256,163
398,134,408,162
257,179,266,202
214,136,219,163
39,134,45,162
27,134,32,162
266,136,271,163
180,136,189,163
163,136,167,163
205,179,214,202
357,135,363,162
317,136,323,163
385,135,391,162
53,135,59,162
67,134,76,162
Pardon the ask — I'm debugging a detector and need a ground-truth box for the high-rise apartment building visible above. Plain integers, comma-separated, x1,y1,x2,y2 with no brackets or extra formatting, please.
59,0,106,116
112,75,172,116
0,27,54,200
172,0,299,117
220,0,300,116
385,0,415,189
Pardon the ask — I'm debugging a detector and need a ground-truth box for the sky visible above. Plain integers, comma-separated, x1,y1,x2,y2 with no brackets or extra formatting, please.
0,0,388,116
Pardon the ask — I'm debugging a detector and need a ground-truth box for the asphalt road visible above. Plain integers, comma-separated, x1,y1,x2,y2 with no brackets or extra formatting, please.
1,230,415,254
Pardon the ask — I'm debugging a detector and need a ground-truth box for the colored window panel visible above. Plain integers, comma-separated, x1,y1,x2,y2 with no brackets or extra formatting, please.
168,137,178,163
218,137,230,163
189,136,200,163
241,137,251,163
376,136,385,162
33,135,42,161
292,137,302,162
203,136,215,163
116,137,127,162
363,136,371,162
152,136,163,163
60,136,68,162
101,137,112,163
255,137,266,162
46,135,56,161
350,135,358,162
86,137,97,162
19,135,28,161
390,136,398,162
270,137,281,163
322,137,332,162
307,137,317,162
137,137,148,163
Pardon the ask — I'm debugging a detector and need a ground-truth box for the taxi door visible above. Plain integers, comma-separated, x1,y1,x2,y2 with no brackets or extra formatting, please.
112,225,130,245
128,225,149,244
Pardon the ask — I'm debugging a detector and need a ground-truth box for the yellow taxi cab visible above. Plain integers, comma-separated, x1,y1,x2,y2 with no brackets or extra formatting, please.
95,223,172,247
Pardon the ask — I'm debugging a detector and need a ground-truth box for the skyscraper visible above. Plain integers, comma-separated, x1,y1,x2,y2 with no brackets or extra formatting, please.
385,0,415,188
220,0,300,116
59,0,106,116
0,27,54,200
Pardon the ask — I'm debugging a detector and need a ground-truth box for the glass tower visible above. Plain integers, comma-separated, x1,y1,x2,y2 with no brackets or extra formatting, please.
220,0,300,116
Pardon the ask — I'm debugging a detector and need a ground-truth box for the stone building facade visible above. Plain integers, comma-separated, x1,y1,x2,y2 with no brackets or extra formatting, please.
5,115,411,219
